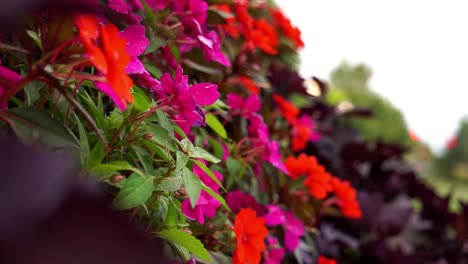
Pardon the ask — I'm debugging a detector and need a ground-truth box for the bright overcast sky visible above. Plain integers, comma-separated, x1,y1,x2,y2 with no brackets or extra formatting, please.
276,0,468,152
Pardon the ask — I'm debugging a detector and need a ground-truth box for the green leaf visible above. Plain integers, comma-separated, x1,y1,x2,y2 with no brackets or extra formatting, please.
144,37,165,55
191,147,220,163
90,161,144,180
144,63,163,78
148,123,177,152
226,158,242,188
176,152,189,172
182,167,202,208
78,91,106,129
202,184,230,212
154,176,183,192
173,125,188,139
6,108,79,150
156,109,174,136
75,115,90,168
132,92,149,112
26,30,43,50
140,0,156,26
142,138,172,162
193,160,224,191
205,114,228,139
23,80,42,106
158,228,211,262
112,173,154,210
183,58,222,74
165,198,180,226
132,145,154,174
108,108,124,129
178,138,195,154
89,140,105,167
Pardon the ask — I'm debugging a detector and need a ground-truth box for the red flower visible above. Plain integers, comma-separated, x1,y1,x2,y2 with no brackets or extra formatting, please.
291,123,312,151
270,8,304,48
318,255,338,264
215,4,240,38
238,75,260,94
330,178,362,219
446,136,458,150
304,171,333,200
273,94,299,123
285,154,333,199
233,208,268,264
250,19,279,55
285,153,316,179
73,14,134,110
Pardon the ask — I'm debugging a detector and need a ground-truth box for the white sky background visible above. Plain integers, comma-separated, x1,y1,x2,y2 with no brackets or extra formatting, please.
275,0,468,153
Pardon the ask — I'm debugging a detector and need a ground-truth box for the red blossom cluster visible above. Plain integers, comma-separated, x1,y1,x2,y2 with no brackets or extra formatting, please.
273,94,320,151
285,154,362,219
270,8,304,48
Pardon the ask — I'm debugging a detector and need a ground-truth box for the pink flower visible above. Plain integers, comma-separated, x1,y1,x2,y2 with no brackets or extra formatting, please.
265,205,305,251
228,93,288,174
156,67,219,127
263,237,285,264
173,0,208,31
0,64,22,109
181,162,223,224
181,191,220,224
120,25,150,74
227,93,261,119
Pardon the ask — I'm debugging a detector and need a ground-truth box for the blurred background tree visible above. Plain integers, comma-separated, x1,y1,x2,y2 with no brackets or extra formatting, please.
326,61,413,147
427,118,468,206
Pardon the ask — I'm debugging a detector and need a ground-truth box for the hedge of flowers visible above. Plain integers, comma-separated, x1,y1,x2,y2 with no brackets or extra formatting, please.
0,0,467,263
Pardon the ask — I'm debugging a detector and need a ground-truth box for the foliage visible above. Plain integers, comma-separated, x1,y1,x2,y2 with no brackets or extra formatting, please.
328,62,413,147
0,1,466,264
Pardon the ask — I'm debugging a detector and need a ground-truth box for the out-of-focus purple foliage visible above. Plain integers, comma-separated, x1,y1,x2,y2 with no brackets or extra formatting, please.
295,84,468,263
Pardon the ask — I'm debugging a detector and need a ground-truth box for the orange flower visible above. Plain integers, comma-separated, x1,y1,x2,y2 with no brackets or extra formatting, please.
330,178,362,219
303,157,333,199
304,170,333,200
233,208,268,264
238,75,260,94
273,94,299,123
73,14,134,110
318,255,338,264
285,153,317,179
270,8,304,48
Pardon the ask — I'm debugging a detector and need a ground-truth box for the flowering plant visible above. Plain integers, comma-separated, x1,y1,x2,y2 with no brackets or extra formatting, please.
0,0,466,263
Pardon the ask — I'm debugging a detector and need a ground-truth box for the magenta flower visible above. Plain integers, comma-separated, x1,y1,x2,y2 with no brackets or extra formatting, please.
228,93,288,174
283,211,305,251
265,205,305,251
156,66,219,127
120,25,150,74
181,19,231,67
108,0,142,24
226,190,267,216
227,93,261,119
0,64,22,109
264,237,285,264
181,191,220,225
173,0,208,31
181,163,223,224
